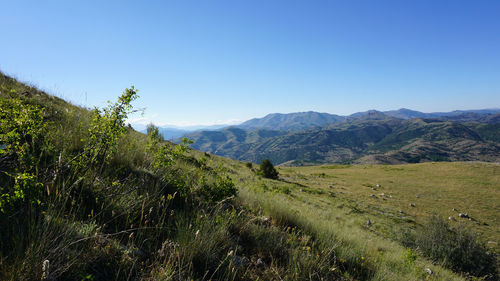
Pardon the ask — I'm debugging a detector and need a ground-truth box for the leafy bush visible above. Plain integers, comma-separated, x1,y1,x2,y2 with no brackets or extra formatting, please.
401,248,417,266
79,87,139,169
146,124,193,170
259,159,278,179
196,174,237,202
0,97,47,213
400,215,497,279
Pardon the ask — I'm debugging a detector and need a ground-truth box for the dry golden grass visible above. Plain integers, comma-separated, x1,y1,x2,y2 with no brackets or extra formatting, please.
277,162,500,252
206,155,500,280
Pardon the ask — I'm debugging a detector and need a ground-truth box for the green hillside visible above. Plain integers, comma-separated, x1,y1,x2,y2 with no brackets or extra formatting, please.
238,111,346,131
1,73,497,280
186,116,500,166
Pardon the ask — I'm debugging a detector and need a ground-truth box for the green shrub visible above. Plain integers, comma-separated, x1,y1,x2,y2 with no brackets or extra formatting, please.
79,87,138,169
197,174,237,202
400,215,497,279
259,159,278,179
146,124,193,171
401,248,417,266
0,97,47,213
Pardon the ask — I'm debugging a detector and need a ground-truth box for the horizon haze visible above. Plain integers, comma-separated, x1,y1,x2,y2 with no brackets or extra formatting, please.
130,107,500,131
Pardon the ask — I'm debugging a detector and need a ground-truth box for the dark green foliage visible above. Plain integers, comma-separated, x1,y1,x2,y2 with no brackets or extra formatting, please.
245,162,252,169
474,123,500,142
259,159,278,179
187,116,500,165
399,215,497,279
196,173,237,202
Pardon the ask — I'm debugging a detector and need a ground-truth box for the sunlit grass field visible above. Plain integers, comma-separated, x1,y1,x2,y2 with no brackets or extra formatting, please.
213,158,499,280
278,162,500,250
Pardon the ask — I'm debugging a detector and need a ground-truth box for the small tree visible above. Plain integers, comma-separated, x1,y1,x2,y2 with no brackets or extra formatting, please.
259,159,278,179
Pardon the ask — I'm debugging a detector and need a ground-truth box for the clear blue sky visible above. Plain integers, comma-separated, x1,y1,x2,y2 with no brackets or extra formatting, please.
1,0,499,126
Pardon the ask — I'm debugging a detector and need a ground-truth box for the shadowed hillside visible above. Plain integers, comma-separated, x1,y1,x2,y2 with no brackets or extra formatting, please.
237,111,346,131
186,115,500,165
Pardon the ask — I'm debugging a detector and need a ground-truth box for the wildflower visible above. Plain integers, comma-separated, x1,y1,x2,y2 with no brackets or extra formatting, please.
158,240,177,257
41,260,50,280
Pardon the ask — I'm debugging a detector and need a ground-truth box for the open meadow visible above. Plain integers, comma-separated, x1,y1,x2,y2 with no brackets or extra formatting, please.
215,157,500,280
278,162,500,251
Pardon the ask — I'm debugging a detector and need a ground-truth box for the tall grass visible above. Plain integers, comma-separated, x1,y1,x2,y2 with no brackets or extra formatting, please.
0,72,478,281
1,73,348,281
237,187,466,281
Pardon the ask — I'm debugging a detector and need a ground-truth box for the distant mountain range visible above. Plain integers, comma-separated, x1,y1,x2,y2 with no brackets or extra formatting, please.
181,108,500,165
237,108,500,131
382,108,500,120
136,108,500,140
135,124,229,140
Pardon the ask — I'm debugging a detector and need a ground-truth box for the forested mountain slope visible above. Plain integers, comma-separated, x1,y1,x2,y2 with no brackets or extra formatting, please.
186,115,500,165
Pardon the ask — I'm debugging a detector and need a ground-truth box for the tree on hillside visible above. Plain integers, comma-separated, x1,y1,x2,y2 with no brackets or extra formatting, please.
259,159,278,179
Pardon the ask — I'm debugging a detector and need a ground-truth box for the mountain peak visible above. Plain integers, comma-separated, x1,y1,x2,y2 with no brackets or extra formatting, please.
383,108,426,119
237,111,345,131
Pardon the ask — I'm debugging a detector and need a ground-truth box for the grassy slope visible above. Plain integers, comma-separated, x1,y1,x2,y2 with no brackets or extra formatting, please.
213,154,499,280
1,72,493,280
0,73,369,281
2,73,352,280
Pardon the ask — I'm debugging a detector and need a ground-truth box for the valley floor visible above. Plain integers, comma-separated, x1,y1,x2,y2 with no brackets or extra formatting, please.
218,159,499,280
280,162,500,252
